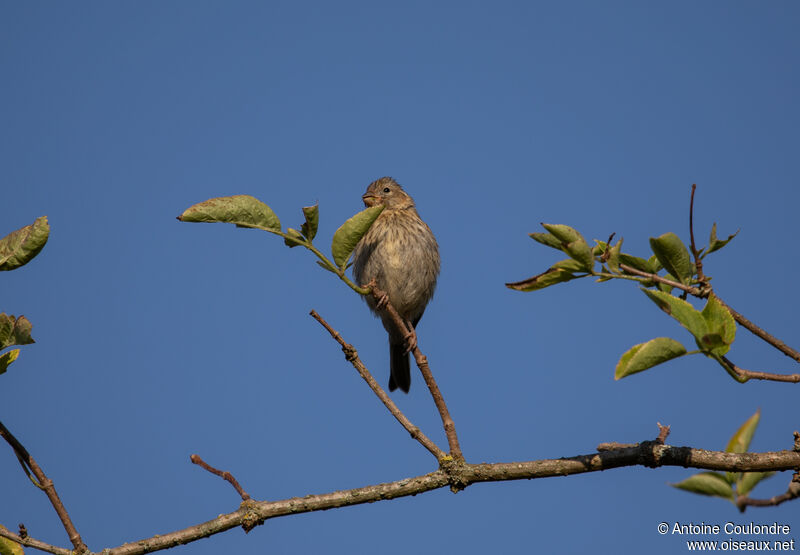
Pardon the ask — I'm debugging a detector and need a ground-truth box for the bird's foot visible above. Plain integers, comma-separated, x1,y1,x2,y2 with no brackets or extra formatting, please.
375,292,390,310
403,324,418,354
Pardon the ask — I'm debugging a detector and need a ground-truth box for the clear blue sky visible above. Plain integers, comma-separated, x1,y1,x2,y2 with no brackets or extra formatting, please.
3,2,798,554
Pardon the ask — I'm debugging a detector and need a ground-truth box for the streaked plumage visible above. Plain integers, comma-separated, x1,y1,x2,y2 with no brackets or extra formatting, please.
352,177,440,393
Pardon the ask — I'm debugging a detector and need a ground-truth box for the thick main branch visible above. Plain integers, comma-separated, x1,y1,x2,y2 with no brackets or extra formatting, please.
91,443,800,555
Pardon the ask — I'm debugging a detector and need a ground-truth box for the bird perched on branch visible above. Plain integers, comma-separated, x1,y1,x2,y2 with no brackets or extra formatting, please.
352,177,440,393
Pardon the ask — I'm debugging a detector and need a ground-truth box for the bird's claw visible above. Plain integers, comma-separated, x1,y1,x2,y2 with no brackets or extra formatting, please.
403,326,418,354
375,292,390,310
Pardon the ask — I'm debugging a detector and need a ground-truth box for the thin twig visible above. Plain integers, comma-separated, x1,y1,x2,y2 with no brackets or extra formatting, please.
0,527,72,555
0,421,87,553
656,422,671,444
191,454,251,501
618,264,703,295
309,309,446,460
368,284,464,461
714,296,800,364
718,356,800,384
688,184,705,282
736,472,800,512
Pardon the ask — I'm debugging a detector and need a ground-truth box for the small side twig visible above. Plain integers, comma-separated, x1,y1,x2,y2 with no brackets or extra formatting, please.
191,454,250,501
309,309,446,461
719,356,800,384
688,184,705,283
714,296,800,364
598,422,671,451
0,420,87,553
656,422,671,444
0,526,72,555
736,472,800,512
368,284,464,462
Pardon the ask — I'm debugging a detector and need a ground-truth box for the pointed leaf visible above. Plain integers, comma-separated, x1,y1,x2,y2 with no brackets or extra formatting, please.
552,258,588,272
301,204,319,241
331,205,384,268
737,471,775,497
641,289,708,343
647,254,663,273
649,232,693,284
506,267,581,291
615,337,688,379
726,409,760,454
541,223,583,244
0,349,20,376
619,253,656,275
283,228,305,248
703,223,739,258
606,238,623,272
0,314,35,350
178,195,281,231
564,239,594,271
0,216,50,272
700,295,736,355
529,232,563,250
672,472,735,500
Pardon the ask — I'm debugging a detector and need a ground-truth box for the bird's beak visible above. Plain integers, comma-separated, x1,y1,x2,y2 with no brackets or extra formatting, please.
362,193,378,207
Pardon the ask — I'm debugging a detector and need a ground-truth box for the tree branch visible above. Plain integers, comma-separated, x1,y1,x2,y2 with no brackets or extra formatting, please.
713,296,800,364
0,527,72,555
616,264,800,378
0,421,87,553
736,471,800,512
718,355,800,384
91,442,800,555
309,309,447,461
367,283,464,461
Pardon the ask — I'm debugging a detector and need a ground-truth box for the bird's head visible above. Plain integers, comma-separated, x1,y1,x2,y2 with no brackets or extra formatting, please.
362,177,415,210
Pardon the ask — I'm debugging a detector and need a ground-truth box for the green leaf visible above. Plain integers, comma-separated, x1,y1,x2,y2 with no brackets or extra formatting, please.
283,228,305,248
0,216,50,272
0,314,35,350
615,337,688,379
672,472,735,500
529,232,563,250
649,232,693,284
737,471,775,497
331,205,384,268
641,289,708,344
505,267,582,291
726,409,760,454
606,238,622,272
0,349,20,376
301,204,319,241
178,195,281,231
619,253,656,275
703,223,739,258
657,273,677,294
699,295,736,356
541,223,583,244
647,254,663,273
0,526,24,555
563,239,594,271
552,258,589,272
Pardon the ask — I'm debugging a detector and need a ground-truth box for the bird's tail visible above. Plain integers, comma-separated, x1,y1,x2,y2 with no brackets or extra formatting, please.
389,342,411,393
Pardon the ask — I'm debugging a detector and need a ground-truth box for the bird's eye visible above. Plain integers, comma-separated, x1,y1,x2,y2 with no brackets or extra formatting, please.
383,187,391,193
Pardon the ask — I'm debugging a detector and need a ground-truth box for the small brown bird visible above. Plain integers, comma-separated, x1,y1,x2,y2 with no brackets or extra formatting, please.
352,177,440,393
